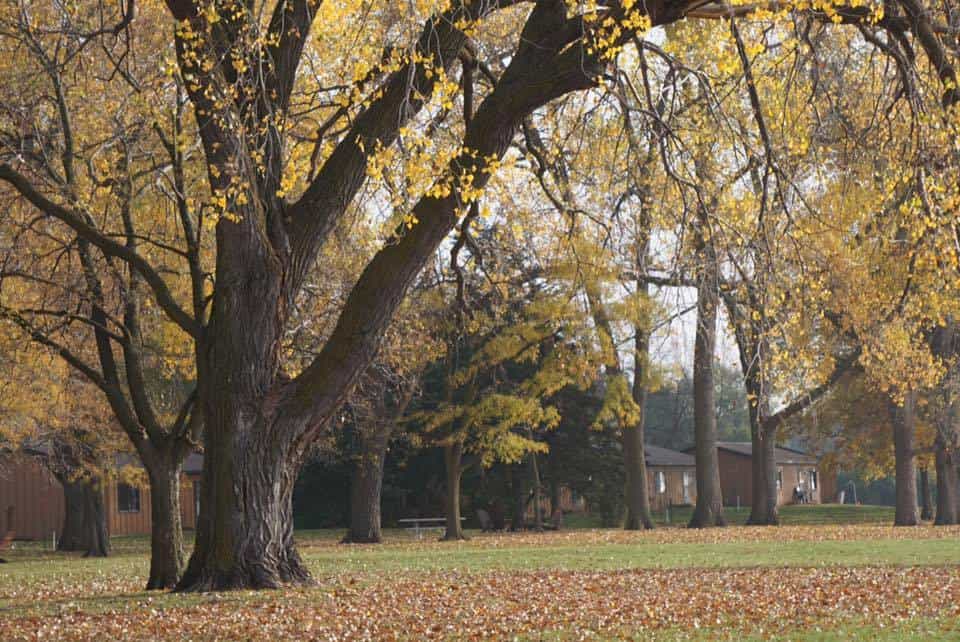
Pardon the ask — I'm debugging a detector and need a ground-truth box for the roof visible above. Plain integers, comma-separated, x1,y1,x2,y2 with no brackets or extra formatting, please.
114,451,205,475
713,442,818,465
644,444,695,467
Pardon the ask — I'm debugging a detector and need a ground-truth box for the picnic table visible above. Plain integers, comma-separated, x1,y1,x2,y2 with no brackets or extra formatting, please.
398,517,464,539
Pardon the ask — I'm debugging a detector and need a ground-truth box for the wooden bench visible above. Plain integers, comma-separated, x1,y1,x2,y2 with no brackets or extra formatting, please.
398,517,464,540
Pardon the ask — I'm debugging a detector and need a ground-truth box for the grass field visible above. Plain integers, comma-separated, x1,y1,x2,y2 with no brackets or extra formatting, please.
1,505,958,640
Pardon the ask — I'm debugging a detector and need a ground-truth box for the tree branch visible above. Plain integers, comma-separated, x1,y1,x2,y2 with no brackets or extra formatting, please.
0,163,201,338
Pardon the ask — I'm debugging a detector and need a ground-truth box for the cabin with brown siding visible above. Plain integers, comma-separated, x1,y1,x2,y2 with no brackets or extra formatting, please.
0,452,203,541
704,442,822,507
645,445,697,510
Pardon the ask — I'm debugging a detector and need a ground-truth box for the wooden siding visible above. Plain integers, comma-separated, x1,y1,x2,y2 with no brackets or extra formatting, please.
1,454,200,540
0,455,64,540
718,449,753,507
716,450,822,507
780,464,821,505
105,480,152,536
182,475,200,530
647,466,696,511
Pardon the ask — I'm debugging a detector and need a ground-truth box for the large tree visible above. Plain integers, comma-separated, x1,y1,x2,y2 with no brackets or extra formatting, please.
3,0,960,590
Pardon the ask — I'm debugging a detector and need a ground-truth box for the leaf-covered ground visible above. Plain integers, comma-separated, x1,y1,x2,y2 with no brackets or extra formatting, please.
2,521,959,640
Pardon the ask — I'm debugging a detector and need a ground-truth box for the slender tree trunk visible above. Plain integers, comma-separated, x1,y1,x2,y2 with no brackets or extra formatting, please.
919,467,934,521
343,422,392,543
529,450,543,532
81,478,110,558
510,464,527,531
624,303,654,530
442,441,466,540
759,427,778,520
934,436,959,525
889,393,919,526
747,421,779,525
622,423,654,530
550,477,562,515
57,477,87,551
746,416,765,523
146,457,185,588
688,253,725,529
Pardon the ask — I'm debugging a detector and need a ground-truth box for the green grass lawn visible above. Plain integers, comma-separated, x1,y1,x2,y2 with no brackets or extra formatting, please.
0,505,957,641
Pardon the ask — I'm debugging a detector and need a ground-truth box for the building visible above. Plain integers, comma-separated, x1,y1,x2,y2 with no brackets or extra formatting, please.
645,445,697,510
0,452,203,540
705,442,823,507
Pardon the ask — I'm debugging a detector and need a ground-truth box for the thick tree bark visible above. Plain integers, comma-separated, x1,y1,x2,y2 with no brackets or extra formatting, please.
57,477,87,551
442,442,466,540
688,251,726,529
178,409,308,591
934,436,959,525
343,422,393,543
889,393,919,526
56,474,110,557
919,466,934,521
145,456,185,588
81,479,110,558
178,0,629,591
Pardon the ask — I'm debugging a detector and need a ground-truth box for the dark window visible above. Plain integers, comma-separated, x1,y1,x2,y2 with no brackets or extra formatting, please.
810,470,818,490
776,468,783,492
117,483,141,513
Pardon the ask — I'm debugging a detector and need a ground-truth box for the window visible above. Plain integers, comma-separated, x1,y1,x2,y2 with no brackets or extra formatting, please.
809,470,818,490
655,471,666,494
117,483,141,513
682,472,692,503
776,468,783,492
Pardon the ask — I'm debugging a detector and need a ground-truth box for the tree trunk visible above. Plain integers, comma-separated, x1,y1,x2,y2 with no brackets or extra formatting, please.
58,477,87,551
176,1,616,590
934,436,959,525
146,456,186,588
747,422,779,525
528,450,543,532
442,442,466,540
56,474,110,556
343,422,392,543
919,467,934,521
688,255,725,529
624,308,654,530
177,420,308,591
81,478,110,558
550,477,562,515
177,222,311,592
889,393,919,526
622,422,653,530
510,464,527,531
